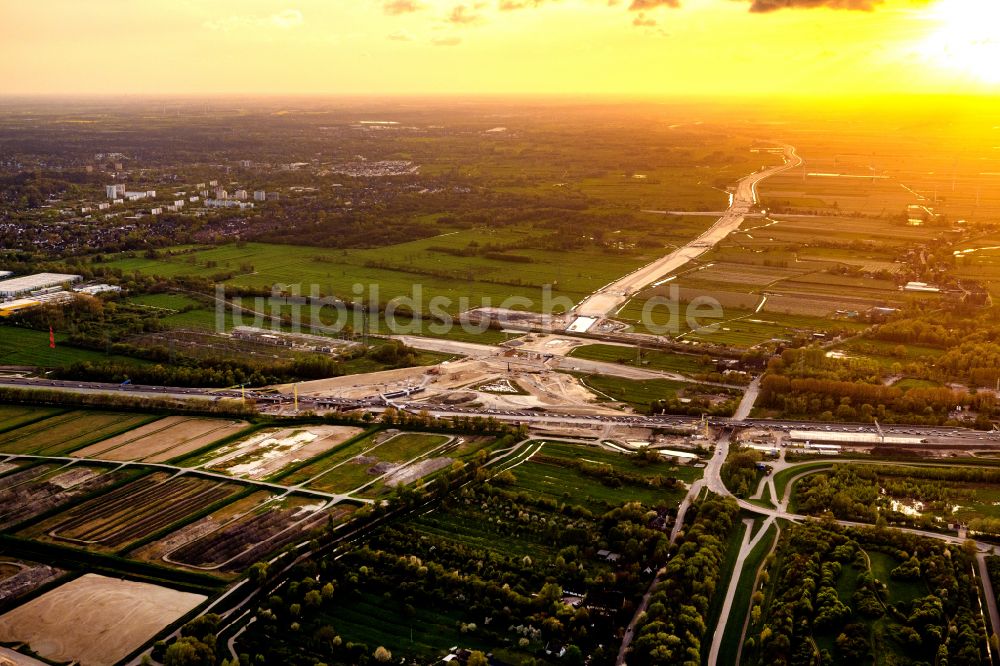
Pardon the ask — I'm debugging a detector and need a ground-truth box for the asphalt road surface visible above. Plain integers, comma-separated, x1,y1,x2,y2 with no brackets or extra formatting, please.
575,144,803,319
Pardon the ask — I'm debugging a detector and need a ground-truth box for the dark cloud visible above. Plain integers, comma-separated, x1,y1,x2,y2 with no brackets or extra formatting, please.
742,0,883,11
628,0,680,10
383,0,423,15
498,0,549,10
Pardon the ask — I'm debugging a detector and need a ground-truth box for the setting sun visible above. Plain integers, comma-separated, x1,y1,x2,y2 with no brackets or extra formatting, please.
918,0,1000,84
1,0,998,96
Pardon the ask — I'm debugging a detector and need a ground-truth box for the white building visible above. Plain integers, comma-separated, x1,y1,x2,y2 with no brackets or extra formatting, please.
253,190,266,201
0,273,82,298
214,188,228,200
105,184,125,199
75,284,121,296
903,281,940,293
234,189,248,200
204,199,253,209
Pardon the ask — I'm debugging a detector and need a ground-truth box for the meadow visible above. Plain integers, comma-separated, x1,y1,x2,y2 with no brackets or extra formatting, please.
0,326,146,367
98,217,726,315
567,343,710,376
576,374,693,411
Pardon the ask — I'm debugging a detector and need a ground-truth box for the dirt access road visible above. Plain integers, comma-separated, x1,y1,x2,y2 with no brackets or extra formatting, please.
574,144,802,319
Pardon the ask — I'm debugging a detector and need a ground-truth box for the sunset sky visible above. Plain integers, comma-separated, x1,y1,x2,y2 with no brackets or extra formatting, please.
2,0,998,96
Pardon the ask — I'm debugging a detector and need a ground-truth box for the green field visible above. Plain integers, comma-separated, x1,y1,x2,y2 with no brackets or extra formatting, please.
0,326,146,367
568,343,710,375
576,374,693,410
0,411,157,456
866,549,927,604
100,231,665,314
0,405,63,432
126,293,205,311
369,433,449,461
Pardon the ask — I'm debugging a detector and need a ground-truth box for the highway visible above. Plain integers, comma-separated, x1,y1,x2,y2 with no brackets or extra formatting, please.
3,377,998,446
8,371,1000,664
574,143,803,319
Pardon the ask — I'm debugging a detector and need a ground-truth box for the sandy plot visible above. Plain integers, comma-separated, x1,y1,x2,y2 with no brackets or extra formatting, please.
203,425,363,480
763,293,895,317
0,574,205,666
72,416,250,463
280,365,430,398
383,457,452,487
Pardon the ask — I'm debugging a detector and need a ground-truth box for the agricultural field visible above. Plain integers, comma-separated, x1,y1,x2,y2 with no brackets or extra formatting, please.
0,405,62,433
23,472,244,552
71,416,251,463
0,411,156,457
193,424,364,480
0,558,64,613
302,431,452,495
617,297,868,347
506,441,699,514
0,463,132,530
0,573,205,666
133,492,352,575
612,211,945,345
952,235,1000,298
